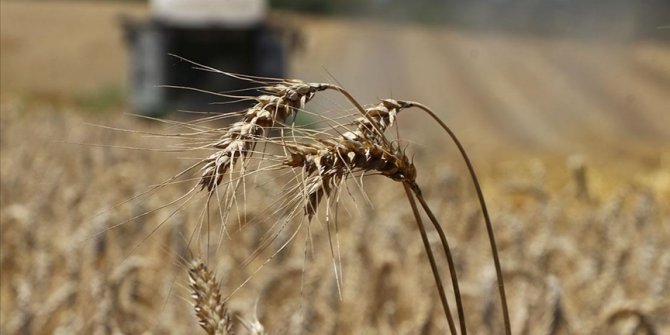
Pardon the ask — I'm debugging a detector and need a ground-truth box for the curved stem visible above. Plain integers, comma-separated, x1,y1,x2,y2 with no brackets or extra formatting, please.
323,84,367,115
410,183,467,335
404,101,511,335
323,84,387,141
403,182,458,335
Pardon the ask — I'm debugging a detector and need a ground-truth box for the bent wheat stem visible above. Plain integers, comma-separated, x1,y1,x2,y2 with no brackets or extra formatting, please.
402,101,511,335
403,182,458,335
410,182,467,335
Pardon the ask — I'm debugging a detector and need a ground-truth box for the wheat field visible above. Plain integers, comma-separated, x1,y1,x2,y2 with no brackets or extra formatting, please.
2,1,670,334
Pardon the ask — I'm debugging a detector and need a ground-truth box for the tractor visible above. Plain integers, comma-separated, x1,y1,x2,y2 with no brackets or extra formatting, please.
122,0,292,116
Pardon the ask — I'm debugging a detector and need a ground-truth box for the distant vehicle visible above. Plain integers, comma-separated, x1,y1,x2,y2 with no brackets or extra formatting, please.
121,0,290,116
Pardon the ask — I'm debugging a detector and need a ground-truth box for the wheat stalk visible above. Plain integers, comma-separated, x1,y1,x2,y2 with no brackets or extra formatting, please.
184,75,509,334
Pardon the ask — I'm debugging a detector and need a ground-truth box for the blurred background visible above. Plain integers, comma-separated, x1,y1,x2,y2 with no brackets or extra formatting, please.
1,0,669,154
1,0,669,334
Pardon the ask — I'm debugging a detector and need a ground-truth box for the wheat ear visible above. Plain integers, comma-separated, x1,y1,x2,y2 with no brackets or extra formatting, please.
188,259,233,335
199,81,330,191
